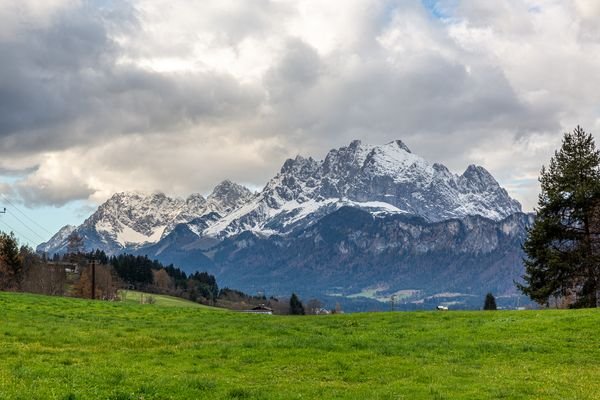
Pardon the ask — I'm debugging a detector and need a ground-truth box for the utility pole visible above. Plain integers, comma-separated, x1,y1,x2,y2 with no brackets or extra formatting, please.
89,258,96,300
390,295,396,312
0,208,6,214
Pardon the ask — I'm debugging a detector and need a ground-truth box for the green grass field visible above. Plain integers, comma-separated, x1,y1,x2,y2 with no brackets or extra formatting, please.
0,292,598,400
118,290,212,308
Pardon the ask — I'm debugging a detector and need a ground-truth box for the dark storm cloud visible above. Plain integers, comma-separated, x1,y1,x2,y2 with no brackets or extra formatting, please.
0,0,537,156
0,3,122,138
0,1,263,157
264,45,560,159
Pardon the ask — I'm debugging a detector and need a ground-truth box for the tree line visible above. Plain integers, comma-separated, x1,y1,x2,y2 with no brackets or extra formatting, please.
0,233,329,313
0,234,222,304
51,247,221,304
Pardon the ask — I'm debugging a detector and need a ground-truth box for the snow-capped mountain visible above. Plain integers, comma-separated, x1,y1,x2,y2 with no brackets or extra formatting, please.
37,138,530,306
37,224,76,254
204,140,521,238
38,181,253,254
39,139,522,255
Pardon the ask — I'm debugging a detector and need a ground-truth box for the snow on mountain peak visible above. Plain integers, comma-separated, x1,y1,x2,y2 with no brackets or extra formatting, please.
202,139,522,239
362,141,431,182
38,139,523,255
392,139,412,153
460,165,499,191
186,193,207,204
208,180,254,212
36,224,76,254
37,182,253,254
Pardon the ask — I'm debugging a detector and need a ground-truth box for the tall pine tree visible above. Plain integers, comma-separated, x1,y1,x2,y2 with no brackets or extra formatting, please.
289,293,305,315
519,126,600,307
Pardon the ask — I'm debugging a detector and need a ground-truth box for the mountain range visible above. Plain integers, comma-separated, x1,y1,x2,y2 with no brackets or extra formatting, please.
38,140,531,309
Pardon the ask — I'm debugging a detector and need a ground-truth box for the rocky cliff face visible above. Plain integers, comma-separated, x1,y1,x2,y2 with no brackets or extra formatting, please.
200,208,533,298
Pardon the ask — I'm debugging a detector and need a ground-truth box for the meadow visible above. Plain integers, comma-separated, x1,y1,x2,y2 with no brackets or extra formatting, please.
118,290,211,309
0,291,598,400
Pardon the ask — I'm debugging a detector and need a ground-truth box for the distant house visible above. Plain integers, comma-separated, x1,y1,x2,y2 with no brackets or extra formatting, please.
436,305,449,311
242,305,273,315
47,261,79,273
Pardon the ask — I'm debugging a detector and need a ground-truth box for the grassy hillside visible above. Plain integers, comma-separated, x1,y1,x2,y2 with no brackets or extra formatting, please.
0,292,598,399
119,290,212,308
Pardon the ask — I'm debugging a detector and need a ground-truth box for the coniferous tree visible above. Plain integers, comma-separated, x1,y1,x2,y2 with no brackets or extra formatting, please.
483,293,497,310
519,126,600,308
0,232,23,290
289,293,305,315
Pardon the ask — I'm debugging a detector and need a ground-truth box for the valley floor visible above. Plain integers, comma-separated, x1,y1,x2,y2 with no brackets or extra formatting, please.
0,291,598,399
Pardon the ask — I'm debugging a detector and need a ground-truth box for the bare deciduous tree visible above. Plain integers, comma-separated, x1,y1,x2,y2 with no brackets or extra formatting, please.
152,268,174,292
306,298,324,315
73,264,119,300
22,263,66,296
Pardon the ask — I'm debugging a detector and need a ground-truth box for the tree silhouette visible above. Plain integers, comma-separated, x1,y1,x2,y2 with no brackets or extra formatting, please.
483,293,497,310
289,293,305,315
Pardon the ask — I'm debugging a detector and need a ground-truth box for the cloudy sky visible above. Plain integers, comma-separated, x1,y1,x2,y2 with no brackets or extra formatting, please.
1,0,600,246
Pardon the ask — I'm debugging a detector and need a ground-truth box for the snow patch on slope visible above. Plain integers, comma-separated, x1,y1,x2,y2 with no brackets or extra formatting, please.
117,225,166,246
203,197,407,238
365,141,434,184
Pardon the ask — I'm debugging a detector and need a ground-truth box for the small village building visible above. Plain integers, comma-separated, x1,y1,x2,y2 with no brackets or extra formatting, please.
242,305,273,315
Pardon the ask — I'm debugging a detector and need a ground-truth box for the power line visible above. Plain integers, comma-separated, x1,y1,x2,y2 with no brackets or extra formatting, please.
0,218,36,244
0,194,54,235
5,209,47,241
0,217,38,246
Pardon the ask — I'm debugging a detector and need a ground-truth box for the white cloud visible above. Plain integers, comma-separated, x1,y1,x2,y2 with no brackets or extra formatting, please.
0,0,79,39
1,0,600,212
16,151,94,207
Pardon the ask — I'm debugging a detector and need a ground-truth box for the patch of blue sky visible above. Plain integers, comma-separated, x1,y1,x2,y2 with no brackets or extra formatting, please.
379,0,450,28
0,175,20,185
509,177,538,185
0,196,90,248
377,1,400,27
421,0,449,19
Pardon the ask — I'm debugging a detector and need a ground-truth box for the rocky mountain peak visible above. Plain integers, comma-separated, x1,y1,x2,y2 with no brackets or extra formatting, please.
280,155,320,179
202,139,523,239
208,180,254,213
392,139,412,153
185,193,207,205
460,165,499,191
36,224,76,254
322,139,415,177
